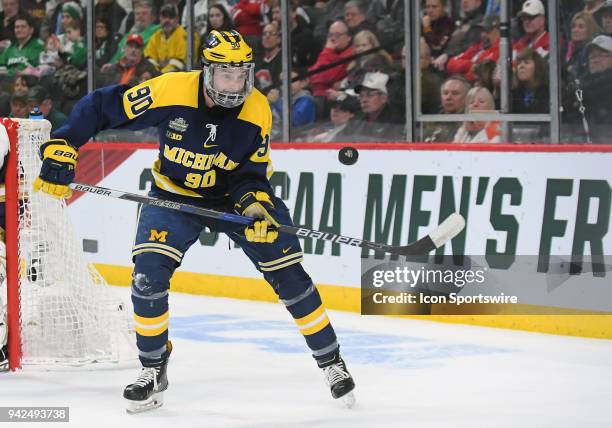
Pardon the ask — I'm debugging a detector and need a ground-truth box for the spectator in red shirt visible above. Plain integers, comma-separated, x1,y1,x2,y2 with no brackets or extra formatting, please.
447,15,500,82
232,0,269,55
513,0,549,59
432,0,484,71
308,20,354,98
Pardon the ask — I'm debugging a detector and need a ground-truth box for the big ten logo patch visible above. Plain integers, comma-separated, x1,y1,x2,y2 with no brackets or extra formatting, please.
149,229,168,242
166,130,183,141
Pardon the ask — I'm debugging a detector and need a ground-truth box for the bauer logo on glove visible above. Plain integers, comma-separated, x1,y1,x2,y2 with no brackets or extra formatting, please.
234,191,280,243
32,139,78,199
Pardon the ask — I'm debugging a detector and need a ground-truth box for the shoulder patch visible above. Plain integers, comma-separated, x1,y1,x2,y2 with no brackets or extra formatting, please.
123,71,201,119
237,89,272,138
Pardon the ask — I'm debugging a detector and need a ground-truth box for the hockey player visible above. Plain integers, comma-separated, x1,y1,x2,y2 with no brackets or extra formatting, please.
32,30,355,412
0,123,10,372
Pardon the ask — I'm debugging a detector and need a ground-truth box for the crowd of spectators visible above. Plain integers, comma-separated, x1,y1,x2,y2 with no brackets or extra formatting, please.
0,0,609,143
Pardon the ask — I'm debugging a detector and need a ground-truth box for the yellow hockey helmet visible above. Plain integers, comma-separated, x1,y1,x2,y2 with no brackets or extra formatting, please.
201,30,255,108
201,30,254,65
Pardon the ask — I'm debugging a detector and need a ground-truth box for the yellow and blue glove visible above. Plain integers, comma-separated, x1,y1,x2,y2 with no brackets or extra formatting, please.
32,139,78,199
234,191,280,243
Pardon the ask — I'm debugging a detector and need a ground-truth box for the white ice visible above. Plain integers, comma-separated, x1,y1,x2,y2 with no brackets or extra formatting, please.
2,287,612,428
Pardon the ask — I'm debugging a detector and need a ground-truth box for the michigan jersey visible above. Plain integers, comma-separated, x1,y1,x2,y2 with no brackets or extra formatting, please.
53,71,273,206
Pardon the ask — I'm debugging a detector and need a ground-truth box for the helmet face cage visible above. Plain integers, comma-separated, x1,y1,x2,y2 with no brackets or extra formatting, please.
204,62,254,108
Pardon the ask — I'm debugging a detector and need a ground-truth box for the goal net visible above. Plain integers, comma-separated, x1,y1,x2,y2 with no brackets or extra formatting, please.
2,118,133,369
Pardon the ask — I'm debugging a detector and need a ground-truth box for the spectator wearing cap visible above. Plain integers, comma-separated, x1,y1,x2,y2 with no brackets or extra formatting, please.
308,20,354,103
27,85,67,131
512,0,549,59
563,35,612,144
327,30,394,103
310,96,360,142
254,22,282,94
433,0,484,71
60,2,82,34
586,34,612,75
344,1,377,37
447,15,500,82
9,90,29,118
145,4,199,73
422,0,455,59
563,11,600,81
267,69,316,140
0,0,20,52
0,14,44,76
453,86,500,143
423,75,471,142
111,1,160,64
352,72,404,140
99,33,157,87
94,0,127,39
594,1,612,35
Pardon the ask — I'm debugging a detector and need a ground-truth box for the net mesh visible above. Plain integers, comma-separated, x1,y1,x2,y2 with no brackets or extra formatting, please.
12,119,131,365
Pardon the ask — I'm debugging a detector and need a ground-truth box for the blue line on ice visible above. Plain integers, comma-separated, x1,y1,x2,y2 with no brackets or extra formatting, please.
171,314,510,369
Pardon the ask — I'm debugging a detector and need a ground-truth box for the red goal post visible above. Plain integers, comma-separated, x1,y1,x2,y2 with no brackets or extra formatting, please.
2,118,132,370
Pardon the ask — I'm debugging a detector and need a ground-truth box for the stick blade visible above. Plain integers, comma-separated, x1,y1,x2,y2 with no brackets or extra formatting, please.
428,213,465,248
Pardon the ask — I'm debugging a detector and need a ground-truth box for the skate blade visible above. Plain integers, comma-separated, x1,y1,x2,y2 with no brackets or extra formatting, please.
340,392,356,409
126,392,164,414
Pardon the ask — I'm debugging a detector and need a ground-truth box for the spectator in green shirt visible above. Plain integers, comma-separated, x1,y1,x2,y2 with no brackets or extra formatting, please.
0,14,44,76
60,22,86,69
110,1,160,64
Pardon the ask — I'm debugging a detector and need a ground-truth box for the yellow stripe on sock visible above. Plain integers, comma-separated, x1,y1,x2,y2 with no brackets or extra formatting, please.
134,311,169,326
295,305,325,327
135,323,168,337
132,248,182,263
300,315,330,336
258,252,303,267
132,243,183,258
259,257,304,272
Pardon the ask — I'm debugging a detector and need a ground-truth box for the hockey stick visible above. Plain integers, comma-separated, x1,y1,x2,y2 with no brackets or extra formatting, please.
69,182,465,256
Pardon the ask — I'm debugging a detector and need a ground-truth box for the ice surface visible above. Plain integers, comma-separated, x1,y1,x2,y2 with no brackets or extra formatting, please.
2,287,611,428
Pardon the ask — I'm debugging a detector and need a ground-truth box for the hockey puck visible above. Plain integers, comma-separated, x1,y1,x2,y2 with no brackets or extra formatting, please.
338,146,358,165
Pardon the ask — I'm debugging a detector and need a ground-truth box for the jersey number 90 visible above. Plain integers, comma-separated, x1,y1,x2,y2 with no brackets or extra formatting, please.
126,86,153,117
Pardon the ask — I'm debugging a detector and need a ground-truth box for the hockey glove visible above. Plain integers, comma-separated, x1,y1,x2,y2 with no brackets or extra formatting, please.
234,191,280,243
32,139,77,199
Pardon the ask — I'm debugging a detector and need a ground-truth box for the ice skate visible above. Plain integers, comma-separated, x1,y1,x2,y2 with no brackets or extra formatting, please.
319,352,356,408
124,342,172,414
